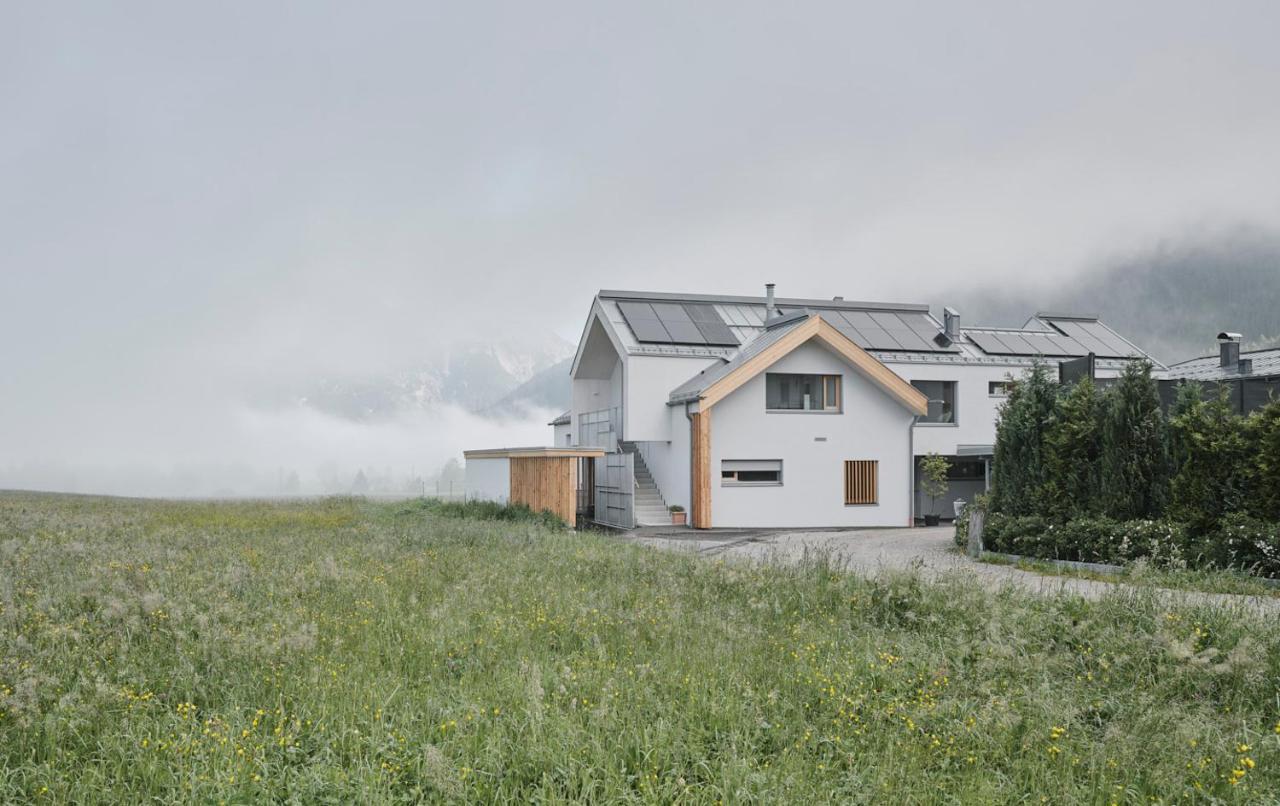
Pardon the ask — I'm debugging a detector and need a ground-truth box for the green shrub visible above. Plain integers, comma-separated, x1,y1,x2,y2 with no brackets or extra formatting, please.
986,516,1190,567
982,513,1048,556
419,498,567,528
1213,513,1280,578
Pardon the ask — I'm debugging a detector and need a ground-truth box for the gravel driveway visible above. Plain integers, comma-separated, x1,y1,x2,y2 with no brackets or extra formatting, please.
626,524,1280,614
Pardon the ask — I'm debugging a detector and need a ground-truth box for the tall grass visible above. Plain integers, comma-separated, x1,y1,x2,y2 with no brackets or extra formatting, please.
1,491,1278,802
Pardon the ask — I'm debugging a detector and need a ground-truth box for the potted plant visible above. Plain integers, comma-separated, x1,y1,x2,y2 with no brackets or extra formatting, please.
919,452,950,527
669,504,687,526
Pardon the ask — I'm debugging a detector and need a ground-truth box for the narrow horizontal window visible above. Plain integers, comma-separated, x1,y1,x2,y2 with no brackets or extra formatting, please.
988,381,1011,397
844,460,878,505
765,373,842,412
721,459,782,486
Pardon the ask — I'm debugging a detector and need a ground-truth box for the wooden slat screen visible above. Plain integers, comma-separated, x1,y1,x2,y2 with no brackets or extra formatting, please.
510,456,578,526
843,460,878,505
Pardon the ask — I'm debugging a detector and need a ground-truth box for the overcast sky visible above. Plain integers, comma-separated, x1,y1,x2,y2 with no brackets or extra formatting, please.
4,1,1280,494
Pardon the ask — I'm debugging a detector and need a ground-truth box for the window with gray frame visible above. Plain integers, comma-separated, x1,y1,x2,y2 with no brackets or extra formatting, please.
765,373,841,412
721,459,783,486
911,380,957,423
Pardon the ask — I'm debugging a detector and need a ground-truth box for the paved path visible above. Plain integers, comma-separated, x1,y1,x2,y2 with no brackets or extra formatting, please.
626,524,1280,614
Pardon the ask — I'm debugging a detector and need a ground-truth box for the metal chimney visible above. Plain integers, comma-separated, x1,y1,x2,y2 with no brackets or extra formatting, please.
943,307,960,341
1218,332,1242,368
765,283,776,320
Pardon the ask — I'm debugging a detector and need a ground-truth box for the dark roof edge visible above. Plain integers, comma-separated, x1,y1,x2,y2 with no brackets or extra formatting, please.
1035,311,1101,321
598,289,929,313
961,325,1057,334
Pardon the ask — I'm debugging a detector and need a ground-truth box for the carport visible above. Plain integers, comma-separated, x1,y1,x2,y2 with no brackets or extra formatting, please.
463,447,605,527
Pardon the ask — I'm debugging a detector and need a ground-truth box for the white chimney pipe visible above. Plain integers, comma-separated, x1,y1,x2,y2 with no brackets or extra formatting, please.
765,283,776,320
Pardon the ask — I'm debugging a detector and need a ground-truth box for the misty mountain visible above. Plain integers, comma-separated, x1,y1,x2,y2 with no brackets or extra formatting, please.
292,336,573,421
482,357,573,419
947,227,1280,364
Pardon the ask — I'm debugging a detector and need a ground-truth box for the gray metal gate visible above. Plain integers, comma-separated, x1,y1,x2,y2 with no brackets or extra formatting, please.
593,453,634,530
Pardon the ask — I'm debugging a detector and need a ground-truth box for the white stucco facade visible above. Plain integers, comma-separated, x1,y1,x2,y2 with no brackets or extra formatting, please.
625,354,719,442
464,457,509,504
708,341,915,528
886,361,1027,455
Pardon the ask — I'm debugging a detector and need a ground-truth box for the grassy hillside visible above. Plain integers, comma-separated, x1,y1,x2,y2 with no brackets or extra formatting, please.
952,227,1280,364
1,493,1278,802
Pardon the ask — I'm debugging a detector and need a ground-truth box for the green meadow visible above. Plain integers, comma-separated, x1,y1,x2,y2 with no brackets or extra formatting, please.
1,492,1277,803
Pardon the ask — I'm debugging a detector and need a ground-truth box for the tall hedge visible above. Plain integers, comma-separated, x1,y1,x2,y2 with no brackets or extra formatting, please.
1099,361,1169,520
1168,383,1249,532
990,362,1056,517
1248,396,1280,521
1041,376,1102,521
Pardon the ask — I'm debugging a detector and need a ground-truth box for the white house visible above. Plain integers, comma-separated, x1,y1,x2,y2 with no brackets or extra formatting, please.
556,286,1162,529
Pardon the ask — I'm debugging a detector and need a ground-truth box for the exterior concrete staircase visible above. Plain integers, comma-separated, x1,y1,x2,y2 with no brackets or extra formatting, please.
620,442,671,527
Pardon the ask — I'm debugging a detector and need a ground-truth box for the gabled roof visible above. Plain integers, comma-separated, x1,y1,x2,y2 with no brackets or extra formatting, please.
668,313,929,415
1166,346,1280,380
582,289,1161,369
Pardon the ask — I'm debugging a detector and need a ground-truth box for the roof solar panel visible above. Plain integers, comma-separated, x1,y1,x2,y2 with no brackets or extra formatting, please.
869,311,906,330
887,327,934,351
617,300,741,346
827,312,872,347
1049,320,1115,356
845,311,879,330
1018,332,1065,356
995,332,1038,354
1047,334,1087,355
826,319,872,349
617,301,672,343
968,332,1015,355
859,327,903,350
1077,321,1136,357
647,302,705,344
684,304,739,346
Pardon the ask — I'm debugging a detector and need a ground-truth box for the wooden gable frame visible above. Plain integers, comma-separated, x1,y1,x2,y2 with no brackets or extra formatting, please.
697,316,928,414
688,315,927,529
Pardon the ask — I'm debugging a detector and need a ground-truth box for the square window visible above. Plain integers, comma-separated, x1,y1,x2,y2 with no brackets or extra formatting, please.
910,380,957,423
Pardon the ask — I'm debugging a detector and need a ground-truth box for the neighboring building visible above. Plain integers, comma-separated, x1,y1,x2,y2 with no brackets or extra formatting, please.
1161,332,1280,414
559,286,1161,528
549,411,573,446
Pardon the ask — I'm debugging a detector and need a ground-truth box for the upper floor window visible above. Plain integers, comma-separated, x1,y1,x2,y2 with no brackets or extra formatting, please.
766,373,841,412
988,381,1012,397
911,380,956,424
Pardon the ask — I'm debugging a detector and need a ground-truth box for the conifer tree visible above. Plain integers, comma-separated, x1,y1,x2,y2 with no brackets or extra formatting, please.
1099,361,1170,520
1247,396,1280,521
991,362,1056,516
1042,376,1102,520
